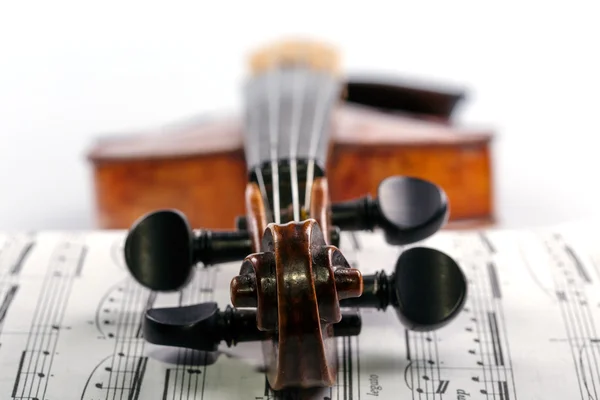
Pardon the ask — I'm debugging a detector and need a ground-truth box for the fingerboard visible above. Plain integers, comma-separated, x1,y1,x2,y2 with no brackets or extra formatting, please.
243,65,342,224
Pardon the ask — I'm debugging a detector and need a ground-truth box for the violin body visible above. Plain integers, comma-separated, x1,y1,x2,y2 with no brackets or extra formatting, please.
114,39,471,392
88,78,494,231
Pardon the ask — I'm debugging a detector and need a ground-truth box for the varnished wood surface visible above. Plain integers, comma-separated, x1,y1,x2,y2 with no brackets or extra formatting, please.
327,142,493,222
309,177,332,244
89,104,493,230
88,104,490,161
91,151,248,229
244,182,268,252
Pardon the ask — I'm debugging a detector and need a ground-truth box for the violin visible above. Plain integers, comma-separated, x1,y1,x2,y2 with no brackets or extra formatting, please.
122,39,468,391
87,49,494,232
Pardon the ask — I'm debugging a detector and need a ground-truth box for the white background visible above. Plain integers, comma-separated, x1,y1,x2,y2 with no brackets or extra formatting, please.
0,0,598,231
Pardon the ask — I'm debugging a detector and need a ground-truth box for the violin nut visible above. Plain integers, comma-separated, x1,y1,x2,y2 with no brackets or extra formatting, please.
333,267,363,300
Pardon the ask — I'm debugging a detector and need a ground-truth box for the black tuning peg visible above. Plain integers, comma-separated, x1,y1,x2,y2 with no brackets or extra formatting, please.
340,247,467,332
143,302,363,352
124,209,252,292
331,176,448,245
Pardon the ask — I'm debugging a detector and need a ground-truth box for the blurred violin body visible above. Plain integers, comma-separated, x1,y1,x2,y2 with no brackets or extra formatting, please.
87,74,494,231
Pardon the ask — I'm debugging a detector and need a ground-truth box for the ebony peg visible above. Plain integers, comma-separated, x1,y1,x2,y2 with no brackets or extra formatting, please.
143,302,362,352
340,247,467,332
124,209,252,291
331,176,448,245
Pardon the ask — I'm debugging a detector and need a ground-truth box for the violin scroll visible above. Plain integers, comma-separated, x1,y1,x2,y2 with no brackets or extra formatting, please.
229,219,363,389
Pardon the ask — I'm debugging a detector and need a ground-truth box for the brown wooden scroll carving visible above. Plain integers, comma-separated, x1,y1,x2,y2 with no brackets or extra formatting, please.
230,219,363,390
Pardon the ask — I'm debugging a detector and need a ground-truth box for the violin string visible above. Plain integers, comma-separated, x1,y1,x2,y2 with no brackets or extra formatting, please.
289,67,305,221
303,76,331,212
304,160,315,215
268,67,281,224
247,79,273,222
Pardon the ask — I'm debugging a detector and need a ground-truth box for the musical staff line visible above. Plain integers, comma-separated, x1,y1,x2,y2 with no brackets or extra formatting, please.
488,313,504,367
544,234,600,400
74,246,88,277
337,234,361,400
0,233,35,276
402,233,517,399
81,277,152,400
564,244,592,284
161,267,216,400
487,262,502,299
9,242,34,275
4,224,600,399
0,284,19,326
473,235,516,400
479,232,496,254
468,248,493,398
11,236,85,400
0,236,24,351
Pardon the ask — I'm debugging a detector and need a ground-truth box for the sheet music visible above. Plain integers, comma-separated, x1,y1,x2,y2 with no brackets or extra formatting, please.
0,222,598,399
